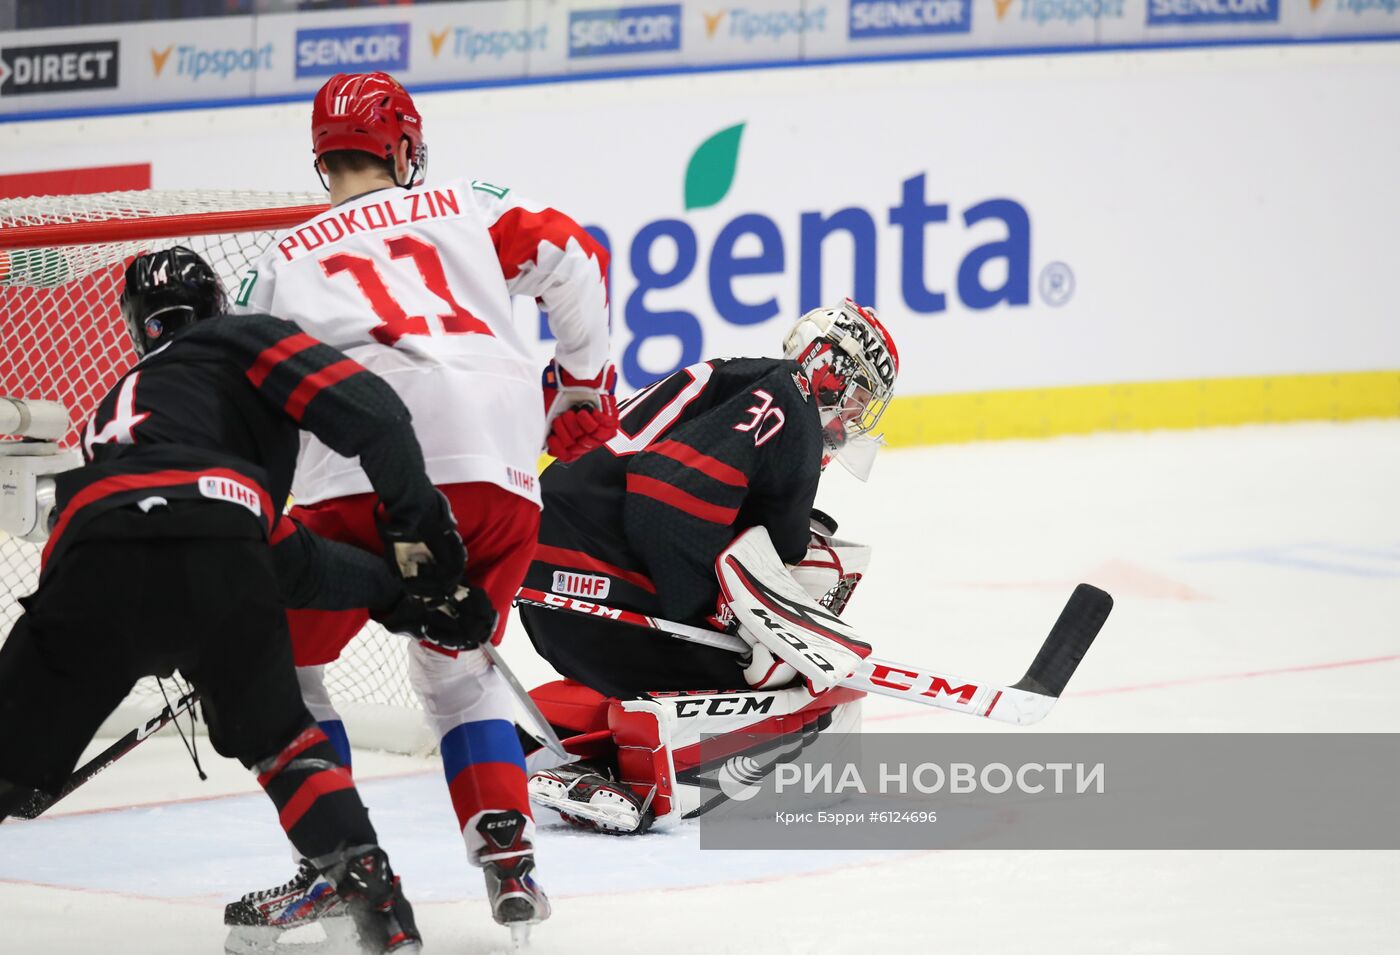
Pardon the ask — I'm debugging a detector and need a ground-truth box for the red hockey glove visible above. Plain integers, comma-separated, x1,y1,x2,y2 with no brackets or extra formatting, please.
542,360,619,463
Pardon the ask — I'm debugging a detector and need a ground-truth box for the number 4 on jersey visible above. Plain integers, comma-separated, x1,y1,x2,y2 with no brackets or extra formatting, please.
320,235,493,346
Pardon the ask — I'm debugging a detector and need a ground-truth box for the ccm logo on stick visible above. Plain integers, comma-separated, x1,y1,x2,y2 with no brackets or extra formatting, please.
868,663,979,703
540,592,623,620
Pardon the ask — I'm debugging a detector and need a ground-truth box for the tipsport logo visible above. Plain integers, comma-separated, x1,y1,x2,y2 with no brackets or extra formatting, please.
427,25,547,61
295,23,409,78
1308,0,1400,12
569,5,683,58
994,0,1127,25
150,42,272,82
1146,0,1279,25
702,7,829,42
848,0,973,39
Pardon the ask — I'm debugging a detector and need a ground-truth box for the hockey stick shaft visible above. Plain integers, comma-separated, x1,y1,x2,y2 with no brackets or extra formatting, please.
514,585,1112,726
480,641,573,762
5,690,199,821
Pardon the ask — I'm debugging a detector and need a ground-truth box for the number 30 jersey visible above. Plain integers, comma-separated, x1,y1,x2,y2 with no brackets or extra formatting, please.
235,178,611,507
527,357,824,625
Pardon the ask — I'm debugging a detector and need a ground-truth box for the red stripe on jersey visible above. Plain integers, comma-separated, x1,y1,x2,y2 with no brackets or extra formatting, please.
43,467,274,566
245,333,318,389
277,767,356,832
533,544,656,594
651,440,748,488
269,514,299,546
283,359,364,421
256,727,328,787
488,206,610,291
446,762,531,831
626,474,738,525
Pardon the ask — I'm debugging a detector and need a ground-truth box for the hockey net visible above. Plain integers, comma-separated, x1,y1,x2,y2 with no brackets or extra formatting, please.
0,190,432,754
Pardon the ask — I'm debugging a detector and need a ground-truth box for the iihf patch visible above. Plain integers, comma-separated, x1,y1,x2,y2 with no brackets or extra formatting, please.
791,372,810,402
552,570,610,600
197,475,262,518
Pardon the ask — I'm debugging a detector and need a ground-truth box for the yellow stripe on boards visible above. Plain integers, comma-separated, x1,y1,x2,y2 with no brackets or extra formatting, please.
879,371,1400,447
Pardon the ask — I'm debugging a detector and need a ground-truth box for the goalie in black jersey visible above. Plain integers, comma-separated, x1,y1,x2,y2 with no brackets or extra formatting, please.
518,299,899,834
0,248,487,953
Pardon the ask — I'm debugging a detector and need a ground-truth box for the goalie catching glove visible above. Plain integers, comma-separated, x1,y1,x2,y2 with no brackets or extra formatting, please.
542,359,619,462
373,583,498,653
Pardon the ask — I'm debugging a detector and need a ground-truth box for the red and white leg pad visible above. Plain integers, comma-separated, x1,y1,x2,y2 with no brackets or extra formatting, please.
528,681,864,828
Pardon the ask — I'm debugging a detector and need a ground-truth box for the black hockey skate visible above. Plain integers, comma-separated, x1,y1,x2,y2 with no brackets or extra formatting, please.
322,847,421,954
224,850,419,954
528,762,655,835
223,858,355,955
476,810,550,949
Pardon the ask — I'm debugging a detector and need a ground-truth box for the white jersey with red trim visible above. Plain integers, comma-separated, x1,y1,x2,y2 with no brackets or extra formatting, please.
235,177,611,506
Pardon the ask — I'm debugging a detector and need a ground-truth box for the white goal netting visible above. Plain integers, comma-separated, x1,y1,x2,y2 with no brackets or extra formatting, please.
1,190,428,751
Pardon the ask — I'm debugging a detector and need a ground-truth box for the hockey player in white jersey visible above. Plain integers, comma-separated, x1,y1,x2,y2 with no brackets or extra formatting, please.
227,71,614,945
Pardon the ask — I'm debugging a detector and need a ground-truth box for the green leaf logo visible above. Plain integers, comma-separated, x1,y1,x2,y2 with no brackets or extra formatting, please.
684,123,745,211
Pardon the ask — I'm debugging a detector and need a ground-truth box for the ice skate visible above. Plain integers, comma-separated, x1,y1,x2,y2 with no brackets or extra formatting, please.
476,810,551,948
529,763,655,835
223,858,356,955
322,846,422,954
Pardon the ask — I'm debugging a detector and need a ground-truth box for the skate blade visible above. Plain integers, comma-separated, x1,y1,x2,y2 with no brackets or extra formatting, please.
224,916,358,955
529,790,640,831
510,923,532,950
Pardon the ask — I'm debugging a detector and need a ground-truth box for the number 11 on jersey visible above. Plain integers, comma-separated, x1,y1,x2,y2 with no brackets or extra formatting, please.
320,235,493,345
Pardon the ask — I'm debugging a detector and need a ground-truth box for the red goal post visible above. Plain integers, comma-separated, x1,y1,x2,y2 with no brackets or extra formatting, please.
0,190,433,754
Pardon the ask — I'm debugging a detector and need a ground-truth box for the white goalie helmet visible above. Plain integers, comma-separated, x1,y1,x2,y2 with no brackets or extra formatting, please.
782,298,899,481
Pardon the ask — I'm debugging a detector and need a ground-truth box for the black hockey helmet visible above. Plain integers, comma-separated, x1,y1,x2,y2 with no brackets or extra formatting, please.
120,246,226,357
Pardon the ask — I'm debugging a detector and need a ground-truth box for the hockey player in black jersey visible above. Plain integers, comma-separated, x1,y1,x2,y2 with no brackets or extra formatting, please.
517,299,898,833
0,247,487,952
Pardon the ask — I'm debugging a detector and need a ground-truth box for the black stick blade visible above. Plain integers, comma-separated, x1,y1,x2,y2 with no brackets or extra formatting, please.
1011,583,1113,698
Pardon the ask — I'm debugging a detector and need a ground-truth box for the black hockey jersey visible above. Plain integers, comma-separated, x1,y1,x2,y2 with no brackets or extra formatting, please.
44,313,435,610
526,357,823,625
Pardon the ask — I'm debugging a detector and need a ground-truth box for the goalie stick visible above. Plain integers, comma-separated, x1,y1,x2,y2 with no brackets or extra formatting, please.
513,584,1112,726
3,689,199,821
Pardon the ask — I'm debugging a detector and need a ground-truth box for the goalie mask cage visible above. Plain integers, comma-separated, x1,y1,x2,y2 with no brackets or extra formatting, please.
0,190,435,755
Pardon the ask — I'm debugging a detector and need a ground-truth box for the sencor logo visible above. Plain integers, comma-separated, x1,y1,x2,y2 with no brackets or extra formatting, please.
849,0,973,39
295,23,410,78
150,43,272,81
0,41,119,96
703,7,829,41
569,4,683,57
996,0,1127,24
1146,0,1279,24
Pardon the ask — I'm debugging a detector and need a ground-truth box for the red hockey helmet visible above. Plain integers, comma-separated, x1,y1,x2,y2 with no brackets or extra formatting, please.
311,72,425,188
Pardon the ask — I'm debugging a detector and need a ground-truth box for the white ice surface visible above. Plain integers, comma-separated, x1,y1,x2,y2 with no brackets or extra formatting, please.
3,421,1398,953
